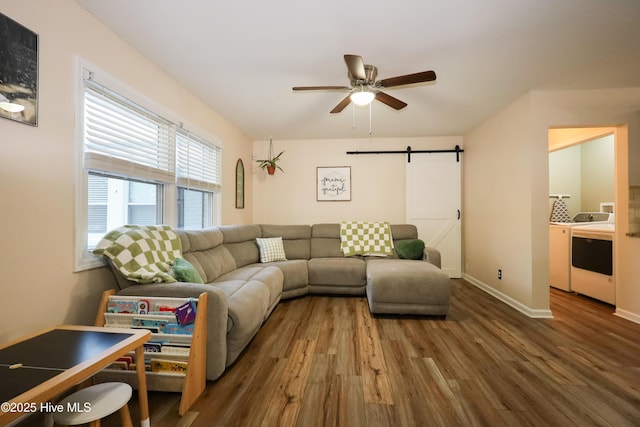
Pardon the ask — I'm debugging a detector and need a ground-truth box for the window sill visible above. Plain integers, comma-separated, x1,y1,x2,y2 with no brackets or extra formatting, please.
75,251,107,272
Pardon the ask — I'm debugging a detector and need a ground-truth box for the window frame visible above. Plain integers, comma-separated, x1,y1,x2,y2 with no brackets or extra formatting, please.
74,59,221,271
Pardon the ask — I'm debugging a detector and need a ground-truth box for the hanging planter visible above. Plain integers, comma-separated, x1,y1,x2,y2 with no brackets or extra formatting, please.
256,139,284,175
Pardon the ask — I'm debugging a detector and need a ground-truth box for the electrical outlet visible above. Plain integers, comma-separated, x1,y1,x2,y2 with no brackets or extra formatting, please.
498,269,502,280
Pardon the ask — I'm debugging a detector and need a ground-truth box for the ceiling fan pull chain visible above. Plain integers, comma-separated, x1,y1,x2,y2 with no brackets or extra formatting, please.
352,103,356,130
369,102,373,134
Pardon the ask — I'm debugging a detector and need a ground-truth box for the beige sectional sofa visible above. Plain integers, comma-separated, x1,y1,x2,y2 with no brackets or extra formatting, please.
109,223,450,381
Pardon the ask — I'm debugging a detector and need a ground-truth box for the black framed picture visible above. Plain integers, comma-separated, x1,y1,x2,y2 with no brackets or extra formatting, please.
0,13,38,126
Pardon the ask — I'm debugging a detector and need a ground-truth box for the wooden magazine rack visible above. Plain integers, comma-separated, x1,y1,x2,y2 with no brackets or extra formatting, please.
95,290,208,416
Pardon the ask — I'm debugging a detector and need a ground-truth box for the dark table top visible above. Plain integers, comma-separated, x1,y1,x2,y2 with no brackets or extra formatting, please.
0,328,134,403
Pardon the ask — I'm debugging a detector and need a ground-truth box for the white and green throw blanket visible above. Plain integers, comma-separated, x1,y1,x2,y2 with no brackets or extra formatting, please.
93,225,182,284
340,221,394,257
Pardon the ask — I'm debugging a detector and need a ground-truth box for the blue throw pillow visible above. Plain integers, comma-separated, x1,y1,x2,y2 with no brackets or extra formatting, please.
396,239,425,260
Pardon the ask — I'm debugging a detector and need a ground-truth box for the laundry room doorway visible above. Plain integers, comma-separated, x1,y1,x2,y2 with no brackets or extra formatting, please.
548,126,617,304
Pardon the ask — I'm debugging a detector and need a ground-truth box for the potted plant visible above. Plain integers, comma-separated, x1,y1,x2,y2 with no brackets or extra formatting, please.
256,139,284,175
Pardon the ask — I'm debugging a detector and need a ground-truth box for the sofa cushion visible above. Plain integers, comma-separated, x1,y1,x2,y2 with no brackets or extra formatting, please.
217,279,271,365
220,225,262,267
214,265,283,314
178,229,237,283
366,259,450,315
308,257,366,287
254,260,309,298
389,224,419,240
310,224,343,258
256,237,288,263
179,228,224,252
212,265,284,365
261,224,311,259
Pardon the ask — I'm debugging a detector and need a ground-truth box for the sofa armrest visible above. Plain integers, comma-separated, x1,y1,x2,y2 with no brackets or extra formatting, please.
423,247,442,269
117,282,229,381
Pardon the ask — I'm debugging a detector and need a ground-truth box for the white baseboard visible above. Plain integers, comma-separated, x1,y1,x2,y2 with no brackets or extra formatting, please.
462,274,554,319
614,308,640,325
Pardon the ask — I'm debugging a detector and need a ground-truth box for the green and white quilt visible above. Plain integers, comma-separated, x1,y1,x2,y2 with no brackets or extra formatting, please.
340,221,394,257
93,225,182,284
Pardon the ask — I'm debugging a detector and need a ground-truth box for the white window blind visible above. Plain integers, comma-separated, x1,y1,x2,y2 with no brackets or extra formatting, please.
176,128,222,191
83,78,176,183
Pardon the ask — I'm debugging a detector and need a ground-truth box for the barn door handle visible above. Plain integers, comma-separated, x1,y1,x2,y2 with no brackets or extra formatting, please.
457,209,461,220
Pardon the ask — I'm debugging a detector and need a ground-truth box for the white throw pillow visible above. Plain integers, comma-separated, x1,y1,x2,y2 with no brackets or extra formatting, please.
256,237,288,263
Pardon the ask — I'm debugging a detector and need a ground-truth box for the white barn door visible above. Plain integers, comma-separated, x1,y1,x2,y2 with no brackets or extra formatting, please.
406,154,462,278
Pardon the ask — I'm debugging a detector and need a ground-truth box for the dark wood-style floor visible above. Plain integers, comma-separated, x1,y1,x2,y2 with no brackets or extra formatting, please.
23,279,640,426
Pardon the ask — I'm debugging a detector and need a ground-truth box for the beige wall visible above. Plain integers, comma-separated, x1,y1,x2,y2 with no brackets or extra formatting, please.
252,136,463,224
464,95,541,312
0,0,253,342
548,134,615,215
549,145,582,215
580,135,615,212
548,127,614,151
464,87,640,321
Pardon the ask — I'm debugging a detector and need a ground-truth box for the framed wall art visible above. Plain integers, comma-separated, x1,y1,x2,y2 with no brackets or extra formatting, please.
0,13,39,126
317,166,351,201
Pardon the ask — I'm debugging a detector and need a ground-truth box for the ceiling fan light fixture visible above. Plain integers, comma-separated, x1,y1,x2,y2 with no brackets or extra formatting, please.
350,89,375,106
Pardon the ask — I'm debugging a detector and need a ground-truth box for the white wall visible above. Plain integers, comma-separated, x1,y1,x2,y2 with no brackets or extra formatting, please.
0,0,253,342
252,136,463,225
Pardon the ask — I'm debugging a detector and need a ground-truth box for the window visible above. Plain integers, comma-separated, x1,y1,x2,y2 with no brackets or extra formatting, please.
178,187,212,229
176,128,221,230
87,174,161,248
76,64,222,271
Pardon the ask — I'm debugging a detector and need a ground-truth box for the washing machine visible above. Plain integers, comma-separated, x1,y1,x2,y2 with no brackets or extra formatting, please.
571,223,615,304
549,212,614,291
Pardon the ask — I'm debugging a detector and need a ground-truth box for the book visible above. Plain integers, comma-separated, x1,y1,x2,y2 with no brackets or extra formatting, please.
161,344,190,355
175,300,197,325
117,355,133,369
133,318,169,332
164,323,194,335
107,299,138,314
143,342,162,353
150,358,188,374
107,360,129,370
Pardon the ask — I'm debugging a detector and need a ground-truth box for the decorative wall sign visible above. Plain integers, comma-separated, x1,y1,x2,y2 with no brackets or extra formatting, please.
0,13,38,126
236,159,244,209
317,166,351,201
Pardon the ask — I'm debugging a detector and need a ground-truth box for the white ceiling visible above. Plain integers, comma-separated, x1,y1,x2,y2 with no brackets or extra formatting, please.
74,0,640,140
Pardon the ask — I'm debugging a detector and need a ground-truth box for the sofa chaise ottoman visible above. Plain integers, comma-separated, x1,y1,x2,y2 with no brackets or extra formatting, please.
366,259,450,315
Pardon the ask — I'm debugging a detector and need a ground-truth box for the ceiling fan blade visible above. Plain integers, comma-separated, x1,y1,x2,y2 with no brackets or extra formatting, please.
330,95,352,114
344,54,366,81
377,70,436,88
292,86,351,91
375,91,408,110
